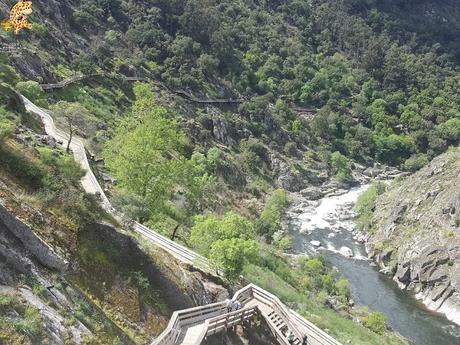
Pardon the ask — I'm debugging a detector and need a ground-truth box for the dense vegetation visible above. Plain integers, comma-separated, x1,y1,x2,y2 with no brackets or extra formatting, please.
1,0,458,343
2,0,458,171
63,0,460,169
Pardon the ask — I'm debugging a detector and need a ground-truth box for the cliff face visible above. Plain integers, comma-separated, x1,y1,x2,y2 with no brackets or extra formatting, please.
367,148,460,324
0,168,227,344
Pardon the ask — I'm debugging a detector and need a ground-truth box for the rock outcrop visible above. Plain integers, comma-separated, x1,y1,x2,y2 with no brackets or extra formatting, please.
367,148,460,325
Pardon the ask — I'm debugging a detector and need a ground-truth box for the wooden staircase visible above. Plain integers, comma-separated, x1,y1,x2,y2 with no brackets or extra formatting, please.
152,284,342,345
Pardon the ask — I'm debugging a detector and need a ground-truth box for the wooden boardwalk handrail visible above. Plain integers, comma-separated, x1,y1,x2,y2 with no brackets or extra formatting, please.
151,284,343,345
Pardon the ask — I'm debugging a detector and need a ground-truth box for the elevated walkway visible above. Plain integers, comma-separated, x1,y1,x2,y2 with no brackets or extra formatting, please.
20,95,342,345
152,284,342,345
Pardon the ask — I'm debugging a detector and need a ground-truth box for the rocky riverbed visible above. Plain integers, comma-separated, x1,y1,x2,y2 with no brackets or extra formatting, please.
284,164,460,345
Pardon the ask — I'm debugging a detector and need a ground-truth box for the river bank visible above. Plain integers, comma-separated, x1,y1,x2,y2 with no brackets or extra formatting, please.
285,182,460,345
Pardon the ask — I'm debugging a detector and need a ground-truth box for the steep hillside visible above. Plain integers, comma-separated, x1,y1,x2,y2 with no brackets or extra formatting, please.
350,0,460,61
365,147,460,325
1,0,459,343
0,106,227,344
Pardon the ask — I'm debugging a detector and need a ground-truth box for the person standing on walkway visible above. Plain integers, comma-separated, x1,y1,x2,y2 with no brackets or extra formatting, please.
287,331,295,344
225,298,232,313
232,299,242,311
302,335,308,345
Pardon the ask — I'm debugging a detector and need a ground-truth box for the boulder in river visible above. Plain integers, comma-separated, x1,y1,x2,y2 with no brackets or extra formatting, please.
310,240,321,247
339,246,354,257
300,186,324,200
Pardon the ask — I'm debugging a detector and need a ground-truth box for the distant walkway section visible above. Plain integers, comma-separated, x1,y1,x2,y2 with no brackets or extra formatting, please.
39,74,245,104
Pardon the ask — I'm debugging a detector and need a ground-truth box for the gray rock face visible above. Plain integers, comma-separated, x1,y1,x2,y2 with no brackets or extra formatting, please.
212,117,236,146
275,161,308,192
367,148,460,324
0,203,69,272
300,186,324,200
0,207,92,344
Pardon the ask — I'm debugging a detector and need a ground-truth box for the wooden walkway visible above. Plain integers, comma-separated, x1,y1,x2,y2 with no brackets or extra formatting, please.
152,284,342,345
39,74,245,104
20,95,342,345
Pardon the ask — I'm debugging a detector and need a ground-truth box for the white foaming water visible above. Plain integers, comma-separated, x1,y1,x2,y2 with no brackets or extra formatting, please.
296,184,371,259
298,184,370,233
323,241,369,261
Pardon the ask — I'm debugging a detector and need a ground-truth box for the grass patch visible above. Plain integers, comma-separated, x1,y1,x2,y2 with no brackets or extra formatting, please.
0,292,43,343
354,182,387,232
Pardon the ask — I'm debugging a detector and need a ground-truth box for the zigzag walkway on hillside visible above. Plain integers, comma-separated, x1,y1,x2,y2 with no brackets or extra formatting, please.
20,95,342,345
20,95,210,272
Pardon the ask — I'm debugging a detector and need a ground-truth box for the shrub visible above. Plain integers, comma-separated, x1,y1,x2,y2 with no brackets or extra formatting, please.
334,278,351,303
403,153,429,172
284,142,299,157
15,81,48,108
0,118,14,141
12,307,41,336
240,138,269,163
273,235,292,251
364,311,386,334
56,155,85,183
354,182,386,232
259,253,295,285
256,189,290,242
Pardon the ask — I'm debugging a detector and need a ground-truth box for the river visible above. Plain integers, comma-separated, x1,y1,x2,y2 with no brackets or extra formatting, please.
288,185,460,345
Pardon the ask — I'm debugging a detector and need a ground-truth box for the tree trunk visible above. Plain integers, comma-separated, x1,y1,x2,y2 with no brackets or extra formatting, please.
170,224,180,241
66,127,73,153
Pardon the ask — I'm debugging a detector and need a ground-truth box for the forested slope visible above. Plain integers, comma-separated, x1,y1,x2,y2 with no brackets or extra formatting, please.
2,0,459,168
0,0,459,343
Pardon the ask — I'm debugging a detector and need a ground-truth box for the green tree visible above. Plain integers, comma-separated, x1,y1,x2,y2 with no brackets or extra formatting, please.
190,212,258,279
436,118,460,145
256,189,290,242
190,211,255,255
16,81,47,108
103,83,186,207
52,101,93,152
375,134,415,166
209,238,259,279
334,278,351,303
330,151,352,182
